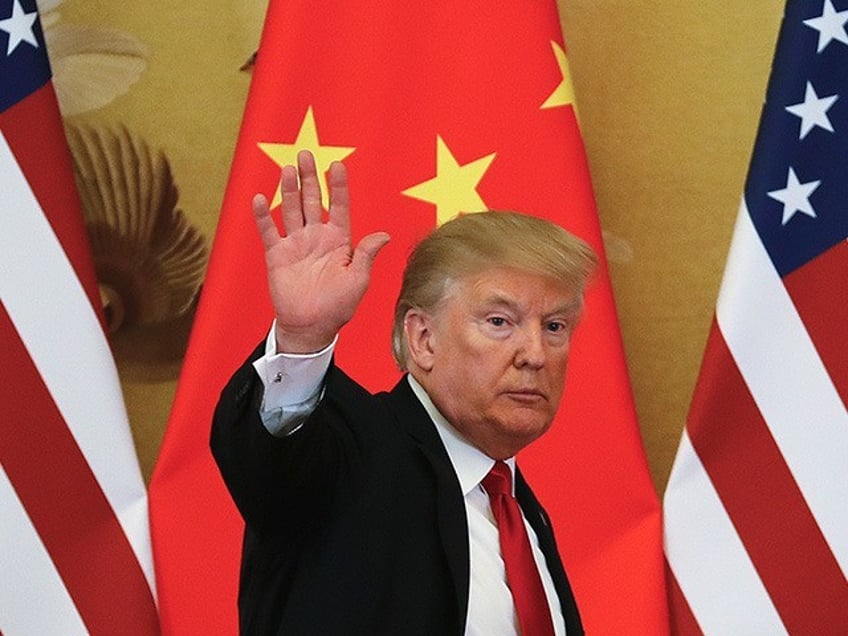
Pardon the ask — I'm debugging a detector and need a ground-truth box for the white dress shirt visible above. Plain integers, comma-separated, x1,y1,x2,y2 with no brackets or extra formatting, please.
251,328,566,635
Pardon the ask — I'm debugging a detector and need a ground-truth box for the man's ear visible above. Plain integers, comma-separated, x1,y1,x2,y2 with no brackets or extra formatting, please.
403,309,435,372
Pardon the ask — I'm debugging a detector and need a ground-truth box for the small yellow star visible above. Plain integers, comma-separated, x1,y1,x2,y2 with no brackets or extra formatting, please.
402,136,496,226
258,106,355,208
541,41,580,124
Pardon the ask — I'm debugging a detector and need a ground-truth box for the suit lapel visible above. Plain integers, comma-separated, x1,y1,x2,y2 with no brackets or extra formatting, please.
515,468,584,635
381,377,582,635
383,376,470,630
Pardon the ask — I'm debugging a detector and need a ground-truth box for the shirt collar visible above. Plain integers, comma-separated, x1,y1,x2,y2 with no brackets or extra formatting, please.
406,375,515,496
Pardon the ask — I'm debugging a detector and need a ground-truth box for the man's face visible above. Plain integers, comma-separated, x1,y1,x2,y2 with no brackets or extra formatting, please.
409,266,581,459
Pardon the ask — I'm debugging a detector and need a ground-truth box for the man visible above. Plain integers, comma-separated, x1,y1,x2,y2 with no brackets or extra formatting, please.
211,150,595,635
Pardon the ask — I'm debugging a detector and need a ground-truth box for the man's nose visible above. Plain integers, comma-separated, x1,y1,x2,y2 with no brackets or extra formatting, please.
514,327,546,369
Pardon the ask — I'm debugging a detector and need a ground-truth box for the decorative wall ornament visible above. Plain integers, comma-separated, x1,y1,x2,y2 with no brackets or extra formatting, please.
37,0,147,115
66,124,208,333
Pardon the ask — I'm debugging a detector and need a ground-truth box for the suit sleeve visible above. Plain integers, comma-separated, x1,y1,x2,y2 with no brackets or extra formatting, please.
210,342,378,537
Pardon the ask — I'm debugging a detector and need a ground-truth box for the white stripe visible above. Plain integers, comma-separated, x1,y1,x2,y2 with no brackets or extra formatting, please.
663,430,787,635
0,132,157,598
0,464,89,636
717,199,848,578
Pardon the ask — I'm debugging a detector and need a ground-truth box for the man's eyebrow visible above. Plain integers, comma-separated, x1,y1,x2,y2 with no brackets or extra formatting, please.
478,293,522,312
478,293,582,317
550,298,583,318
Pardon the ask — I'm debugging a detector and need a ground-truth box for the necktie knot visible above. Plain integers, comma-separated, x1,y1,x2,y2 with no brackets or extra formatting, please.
482,460,512,497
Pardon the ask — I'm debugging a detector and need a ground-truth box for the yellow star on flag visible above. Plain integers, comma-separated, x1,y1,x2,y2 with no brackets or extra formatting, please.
258,106,355,208
402,136,496,226
541,41,580,124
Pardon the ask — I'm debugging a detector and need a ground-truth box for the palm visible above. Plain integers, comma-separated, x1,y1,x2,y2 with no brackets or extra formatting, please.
265,222,362,339
253,151,389,353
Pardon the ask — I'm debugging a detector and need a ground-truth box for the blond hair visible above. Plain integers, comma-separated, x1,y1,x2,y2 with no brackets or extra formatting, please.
392,211,597,369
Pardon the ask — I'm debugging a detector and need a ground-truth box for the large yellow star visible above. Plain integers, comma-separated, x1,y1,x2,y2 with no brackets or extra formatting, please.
402,136,496,226
258,106,355,208
541,41,580,124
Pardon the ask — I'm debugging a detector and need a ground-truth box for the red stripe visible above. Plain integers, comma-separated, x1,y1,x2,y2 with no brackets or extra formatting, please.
0,305,160,634
783,240,848,406
664,560,703,636
0,83,102,319
687,321,848,633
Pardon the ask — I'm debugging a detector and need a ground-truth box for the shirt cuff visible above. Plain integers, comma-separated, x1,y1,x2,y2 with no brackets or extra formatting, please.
251,321,336,436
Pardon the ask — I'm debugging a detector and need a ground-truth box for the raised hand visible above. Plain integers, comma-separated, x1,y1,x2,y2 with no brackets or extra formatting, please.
253,150,390,354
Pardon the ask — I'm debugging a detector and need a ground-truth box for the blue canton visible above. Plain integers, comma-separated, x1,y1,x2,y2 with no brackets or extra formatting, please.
745,0,848,277
0,0,50,113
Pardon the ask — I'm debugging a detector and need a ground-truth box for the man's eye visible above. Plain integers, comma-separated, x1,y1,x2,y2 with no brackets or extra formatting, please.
546,322,566,333
488,317,507,327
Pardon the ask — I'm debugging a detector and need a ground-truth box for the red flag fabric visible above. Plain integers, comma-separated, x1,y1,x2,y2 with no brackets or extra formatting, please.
0,0,160,633
149,1,667,633
663,1,848,633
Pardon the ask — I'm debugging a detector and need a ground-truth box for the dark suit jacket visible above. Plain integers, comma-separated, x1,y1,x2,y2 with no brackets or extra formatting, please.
211,346,583,635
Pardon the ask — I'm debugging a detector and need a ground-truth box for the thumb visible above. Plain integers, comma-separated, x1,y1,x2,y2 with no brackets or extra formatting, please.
351,231,391,276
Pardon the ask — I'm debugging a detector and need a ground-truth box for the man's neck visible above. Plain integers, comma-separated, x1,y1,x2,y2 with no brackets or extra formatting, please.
405,375,515,496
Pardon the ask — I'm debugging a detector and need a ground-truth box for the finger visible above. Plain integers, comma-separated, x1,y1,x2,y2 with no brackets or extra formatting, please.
252,193,281,250
326,161,351,236
351,232,391,277
280,164,304,235
297,150,323,224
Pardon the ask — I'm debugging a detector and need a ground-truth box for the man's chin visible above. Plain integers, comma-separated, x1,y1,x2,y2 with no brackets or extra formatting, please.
496,417,552,451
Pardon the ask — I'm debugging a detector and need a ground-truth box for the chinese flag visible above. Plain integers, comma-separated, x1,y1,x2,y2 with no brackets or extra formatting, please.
149,1,667,634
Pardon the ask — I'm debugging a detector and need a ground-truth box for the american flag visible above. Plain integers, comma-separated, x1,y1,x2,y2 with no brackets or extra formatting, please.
663,0,848,633
0,0,159,632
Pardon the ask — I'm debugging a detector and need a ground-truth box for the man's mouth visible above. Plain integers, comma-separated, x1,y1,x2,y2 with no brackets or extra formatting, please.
503,389,546,403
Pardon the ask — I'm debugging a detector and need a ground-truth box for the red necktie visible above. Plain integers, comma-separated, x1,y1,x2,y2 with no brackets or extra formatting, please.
483,461,556,636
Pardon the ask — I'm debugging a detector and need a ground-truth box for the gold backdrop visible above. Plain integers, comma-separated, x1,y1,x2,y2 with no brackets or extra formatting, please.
56,0,784,493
